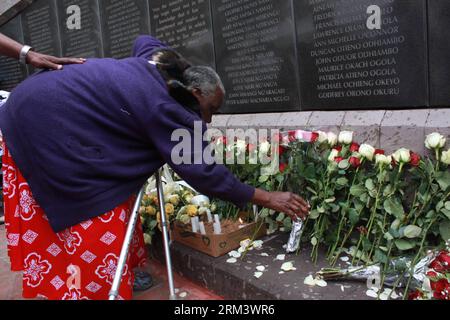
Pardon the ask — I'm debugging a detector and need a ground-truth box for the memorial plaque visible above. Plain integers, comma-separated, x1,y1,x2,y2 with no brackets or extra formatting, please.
57,0,103,58
212,0,300,114
149,0,215,66
428,0,450,107
100,0,151,59
21,0,61,74
0,15,28,91
295,0,428,110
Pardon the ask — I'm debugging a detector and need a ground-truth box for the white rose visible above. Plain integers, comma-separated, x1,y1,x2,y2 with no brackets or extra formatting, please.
317,131,328,144
425,132,446,150
338,131,353,144
441,149,450,165
327,132,338,147
328,149,339,162
375,154,392,166
236,140,247,154
393,148,411,163
294,130,304,141
359,144,376,161
259,141,271,154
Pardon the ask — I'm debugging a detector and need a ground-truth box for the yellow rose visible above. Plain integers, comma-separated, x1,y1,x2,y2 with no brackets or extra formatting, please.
165,203,175,216
145,206,157,216
168,195,180,206
186,205,198,217
139,206,146,215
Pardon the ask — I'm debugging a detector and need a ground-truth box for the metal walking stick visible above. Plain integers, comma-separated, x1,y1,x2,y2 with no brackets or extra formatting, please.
109,168,177,300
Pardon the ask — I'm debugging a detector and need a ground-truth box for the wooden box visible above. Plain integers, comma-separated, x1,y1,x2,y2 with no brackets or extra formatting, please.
170,213,267,258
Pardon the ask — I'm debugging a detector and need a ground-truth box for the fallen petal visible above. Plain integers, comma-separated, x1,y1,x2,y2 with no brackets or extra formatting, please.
256,266,266,272
260,253,269,257
228,251,241,258
340,256,350,262
226,258,237,264
366,289,378,299
254,272,263,279
179,292,188,298
281,262,295,272
304,275,316,286
315,279,327,287
276,254,286,261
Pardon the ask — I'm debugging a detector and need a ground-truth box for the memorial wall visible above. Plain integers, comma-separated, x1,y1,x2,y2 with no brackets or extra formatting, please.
0,0,449,112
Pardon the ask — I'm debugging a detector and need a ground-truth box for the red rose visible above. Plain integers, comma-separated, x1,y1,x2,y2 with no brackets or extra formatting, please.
408,290,424,300
350,143,360,153
410,151,421,167
375,149,385,155
431,279,450,300
279,163,288,173
279,145,287,156
334,157,344,164
311,132,319,143
349,156,361,168
427,271,438,278
430,252,450,273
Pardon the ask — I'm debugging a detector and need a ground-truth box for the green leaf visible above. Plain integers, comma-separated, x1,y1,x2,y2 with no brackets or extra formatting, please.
439,221,450,242
441,208,450,220
436,171,450,191
350,184,366,197
403,225,422,239
276,213,285,222
258,175,269,183
445,201,450,211
311,237,318,246
283,217,292,230
365,179,375,191
349,209,360,225
325,197,336,203
384,197,405,219
384,232,394,241
275,175,285,184
309,210,320,220
337,177,349,186
394,239,415,251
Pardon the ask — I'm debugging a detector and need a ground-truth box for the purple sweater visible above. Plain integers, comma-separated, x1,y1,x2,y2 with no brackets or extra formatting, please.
0,36,255,232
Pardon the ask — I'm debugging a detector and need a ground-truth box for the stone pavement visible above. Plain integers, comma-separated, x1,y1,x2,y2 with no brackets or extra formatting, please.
0,225,222,300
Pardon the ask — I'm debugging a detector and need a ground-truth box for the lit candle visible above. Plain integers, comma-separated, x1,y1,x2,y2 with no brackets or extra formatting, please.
191,217,198,233
199,222,206,235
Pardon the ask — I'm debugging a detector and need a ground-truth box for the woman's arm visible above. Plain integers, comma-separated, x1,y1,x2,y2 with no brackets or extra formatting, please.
0,33,85,70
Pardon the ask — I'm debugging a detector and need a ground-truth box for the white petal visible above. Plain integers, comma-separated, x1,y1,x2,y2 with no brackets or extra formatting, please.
228,251,241,258
179,292,188,298
366,289,378,299
256,266,266,272
281,262,295,272
253,240,263,249
254,272,263,279
226,258,237,264
279,271,285,274
275,254,286,261
315,279,328,287
341,285,345,292
304,275,316,286
260,253,269,257
340,256,349,262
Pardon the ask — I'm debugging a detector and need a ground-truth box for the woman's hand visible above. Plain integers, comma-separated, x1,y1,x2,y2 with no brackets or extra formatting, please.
27,51,86,70
252,189,310,221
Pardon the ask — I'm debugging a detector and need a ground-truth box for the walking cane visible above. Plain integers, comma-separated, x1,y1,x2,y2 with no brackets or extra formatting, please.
109,169,177,300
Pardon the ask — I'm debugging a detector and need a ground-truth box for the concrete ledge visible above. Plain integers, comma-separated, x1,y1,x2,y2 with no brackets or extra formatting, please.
211,109,450,154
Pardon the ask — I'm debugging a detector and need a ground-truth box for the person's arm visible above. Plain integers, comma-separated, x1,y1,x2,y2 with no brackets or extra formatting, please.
146,102,310,221
0,33,85,70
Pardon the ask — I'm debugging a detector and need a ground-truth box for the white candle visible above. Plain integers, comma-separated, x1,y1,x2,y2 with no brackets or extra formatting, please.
214,214,220,225
191,217,198,233
213,222,222,234
199,222,206,235
206,209,213,223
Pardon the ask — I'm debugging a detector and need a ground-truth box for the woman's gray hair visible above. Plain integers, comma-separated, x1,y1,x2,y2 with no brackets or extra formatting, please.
183,66,225,97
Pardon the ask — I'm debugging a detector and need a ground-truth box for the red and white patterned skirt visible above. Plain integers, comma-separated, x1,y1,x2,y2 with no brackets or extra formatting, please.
2,143,147,300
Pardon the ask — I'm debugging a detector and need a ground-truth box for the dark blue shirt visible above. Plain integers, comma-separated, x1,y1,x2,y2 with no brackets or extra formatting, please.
0,36,255,232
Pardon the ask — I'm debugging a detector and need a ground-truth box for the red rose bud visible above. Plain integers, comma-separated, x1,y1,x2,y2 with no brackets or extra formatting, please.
350,143,360,153
334,156,344,164
349,156,361,168
311,132,319,143
375,149,385,155
279,163,288,173
288,131,297,142
333,145,343,153
410,151,421,167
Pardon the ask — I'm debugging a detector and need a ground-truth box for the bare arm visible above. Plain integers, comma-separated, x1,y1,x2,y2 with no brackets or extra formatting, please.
252,189,310,221
0,32,86,70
